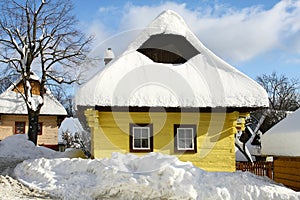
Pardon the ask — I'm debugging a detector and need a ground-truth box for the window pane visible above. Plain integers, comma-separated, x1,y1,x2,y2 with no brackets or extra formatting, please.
141,139,149,148
178,139,186,149
141,128,149,138
177,129,185,138
185,129,193,139
134,139,141,148
186,139,193,148
134,128,141,139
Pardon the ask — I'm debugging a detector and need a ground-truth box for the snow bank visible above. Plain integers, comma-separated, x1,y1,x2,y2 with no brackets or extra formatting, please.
15,152,300,200
0,134,85,160
262,109,300,156
0,134,59,159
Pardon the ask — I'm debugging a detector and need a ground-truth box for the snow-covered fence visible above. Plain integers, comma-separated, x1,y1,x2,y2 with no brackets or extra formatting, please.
236,161,273,179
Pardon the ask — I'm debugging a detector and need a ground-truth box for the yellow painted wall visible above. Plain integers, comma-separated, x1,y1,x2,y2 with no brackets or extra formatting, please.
0,114,59,145
86,109,241,172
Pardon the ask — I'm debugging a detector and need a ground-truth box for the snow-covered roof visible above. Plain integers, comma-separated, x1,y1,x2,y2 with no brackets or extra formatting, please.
75,10,268,108
261,109,300,157
0,74,67,116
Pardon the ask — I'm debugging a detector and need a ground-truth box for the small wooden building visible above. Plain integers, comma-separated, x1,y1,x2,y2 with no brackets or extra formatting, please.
262,109,300,191
75,10,268,172
0,73,67,149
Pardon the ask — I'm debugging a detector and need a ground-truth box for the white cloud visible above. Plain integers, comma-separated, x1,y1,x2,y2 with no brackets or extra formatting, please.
85,0,300,64
98,6,117,13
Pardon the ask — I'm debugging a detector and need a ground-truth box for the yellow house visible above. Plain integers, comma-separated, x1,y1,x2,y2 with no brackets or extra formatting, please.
0,73,67,149
75,10,268,172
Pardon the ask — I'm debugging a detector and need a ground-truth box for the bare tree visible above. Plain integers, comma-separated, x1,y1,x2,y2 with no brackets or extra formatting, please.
48,84,75,116
0,0,92,145
235,72,299,162
0,65,19,93
253,72,300,133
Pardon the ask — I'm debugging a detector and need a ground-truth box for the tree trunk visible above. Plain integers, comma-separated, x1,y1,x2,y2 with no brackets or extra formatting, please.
27,110,40,145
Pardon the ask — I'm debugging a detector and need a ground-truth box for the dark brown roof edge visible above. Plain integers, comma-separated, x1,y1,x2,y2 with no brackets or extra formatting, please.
94,106,266,113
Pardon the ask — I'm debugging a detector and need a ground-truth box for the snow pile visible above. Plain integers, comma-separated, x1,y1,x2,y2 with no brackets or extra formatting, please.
0,134,85,160
15,152,300,200
262,108,300,156
0,134,59,159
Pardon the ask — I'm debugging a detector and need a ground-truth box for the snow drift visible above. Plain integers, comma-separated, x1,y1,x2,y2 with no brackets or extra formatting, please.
15,152,300,200
0,134,59,159
0,134,299,199
0,134,85,160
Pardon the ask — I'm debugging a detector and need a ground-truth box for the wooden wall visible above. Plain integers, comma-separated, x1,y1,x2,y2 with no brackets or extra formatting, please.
0,114,59,146
85,109,240,172
274,157,300,191
12,80,45,95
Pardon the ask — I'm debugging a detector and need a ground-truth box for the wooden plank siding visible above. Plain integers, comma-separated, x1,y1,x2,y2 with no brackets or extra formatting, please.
274,157,300,191
0,114,59,146
85,109,240,172
12,80,45,95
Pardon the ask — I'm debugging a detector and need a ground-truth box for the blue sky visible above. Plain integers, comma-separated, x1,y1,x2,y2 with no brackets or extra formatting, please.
72,0,300,80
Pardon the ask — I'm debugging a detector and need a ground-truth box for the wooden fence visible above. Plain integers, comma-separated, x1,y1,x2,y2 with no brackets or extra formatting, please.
236,161,273,179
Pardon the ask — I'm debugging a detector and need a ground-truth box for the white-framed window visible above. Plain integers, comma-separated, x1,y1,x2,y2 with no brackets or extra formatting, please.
177,128,194,150
133,127,150,150
174,124,197,153
130,124,153,152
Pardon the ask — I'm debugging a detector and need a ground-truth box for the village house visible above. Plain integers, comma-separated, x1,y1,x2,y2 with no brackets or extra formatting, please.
0,73,67,150
75,10,269,172
261,108,300,191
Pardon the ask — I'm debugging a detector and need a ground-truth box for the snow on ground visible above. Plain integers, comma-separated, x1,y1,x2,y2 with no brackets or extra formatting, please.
14,153,300,200
0,134,59,160
0,175,52,200
0,134,86,161
1,134,300,200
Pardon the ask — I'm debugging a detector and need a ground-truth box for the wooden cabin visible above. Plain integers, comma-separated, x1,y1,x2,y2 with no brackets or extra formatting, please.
75,10,268,172
0,73,67,149
262,109,300,191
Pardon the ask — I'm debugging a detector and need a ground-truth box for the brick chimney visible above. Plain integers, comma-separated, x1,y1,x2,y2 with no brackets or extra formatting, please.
104,48,115,65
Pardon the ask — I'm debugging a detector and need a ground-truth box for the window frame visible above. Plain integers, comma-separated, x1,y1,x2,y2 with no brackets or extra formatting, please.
174,124,197,153
15,121,26,134
38,122,43,135
129,123,153,152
